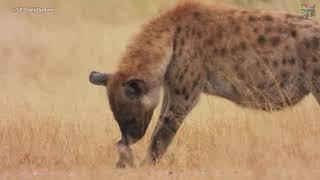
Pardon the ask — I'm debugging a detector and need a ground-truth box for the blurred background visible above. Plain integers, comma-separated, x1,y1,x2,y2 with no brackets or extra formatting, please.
0,0,320,176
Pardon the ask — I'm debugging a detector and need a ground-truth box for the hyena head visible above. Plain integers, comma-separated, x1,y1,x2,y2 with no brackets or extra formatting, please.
89,71,159,145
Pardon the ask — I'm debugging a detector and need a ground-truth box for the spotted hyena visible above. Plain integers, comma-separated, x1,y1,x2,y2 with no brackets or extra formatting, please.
89,2,320,167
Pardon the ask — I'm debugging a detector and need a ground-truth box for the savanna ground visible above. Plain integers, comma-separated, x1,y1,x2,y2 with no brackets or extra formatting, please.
1,0,320,179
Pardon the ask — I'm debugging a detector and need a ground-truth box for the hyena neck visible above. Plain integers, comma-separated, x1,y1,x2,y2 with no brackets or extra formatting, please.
117,14,176,89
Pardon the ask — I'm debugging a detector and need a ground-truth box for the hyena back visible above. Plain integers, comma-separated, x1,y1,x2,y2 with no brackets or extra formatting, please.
89,2,320,167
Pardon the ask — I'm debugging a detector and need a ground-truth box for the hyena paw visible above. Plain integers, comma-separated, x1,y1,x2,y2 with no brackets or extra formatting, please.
140,155,157,167
116,143,135,168
115,157,135,169
116,160,126,169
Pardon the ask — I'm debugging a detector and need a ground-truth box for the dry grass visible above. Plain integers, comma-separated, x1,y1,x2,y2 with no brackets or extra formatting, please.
1,0,320,179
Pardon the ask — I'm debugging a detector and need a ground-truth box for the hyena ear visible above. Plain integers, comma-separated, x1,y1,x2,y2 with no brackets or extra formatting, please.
89,71,111,86
123,79,147,99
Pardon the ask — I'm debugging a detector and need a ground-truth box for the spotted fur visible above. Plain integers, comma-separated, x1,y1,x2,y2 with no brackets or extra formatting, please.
89,2,320,167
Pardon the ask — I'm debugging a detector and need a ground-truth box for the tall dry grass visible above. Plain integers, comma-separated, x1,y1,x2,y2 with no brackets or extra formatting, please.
1,0,320,178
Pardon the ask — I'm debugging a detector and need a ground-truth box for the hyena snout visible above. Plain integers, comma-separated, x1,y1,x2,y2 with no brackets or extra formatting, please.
119,117,150,145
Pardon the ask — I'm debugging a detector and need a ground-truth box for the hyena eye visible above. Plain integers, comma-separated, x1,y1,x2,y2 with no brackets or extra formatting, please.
123,79,147,99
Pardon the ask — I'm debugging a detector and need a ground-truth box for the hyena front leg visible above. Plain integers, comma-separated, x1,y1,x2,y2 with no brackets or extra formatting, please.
142,83,202,165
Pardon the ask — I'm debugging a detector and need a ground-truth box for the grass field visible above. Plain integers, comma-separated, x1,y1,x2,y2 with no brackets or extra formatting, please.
1,0,320,179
